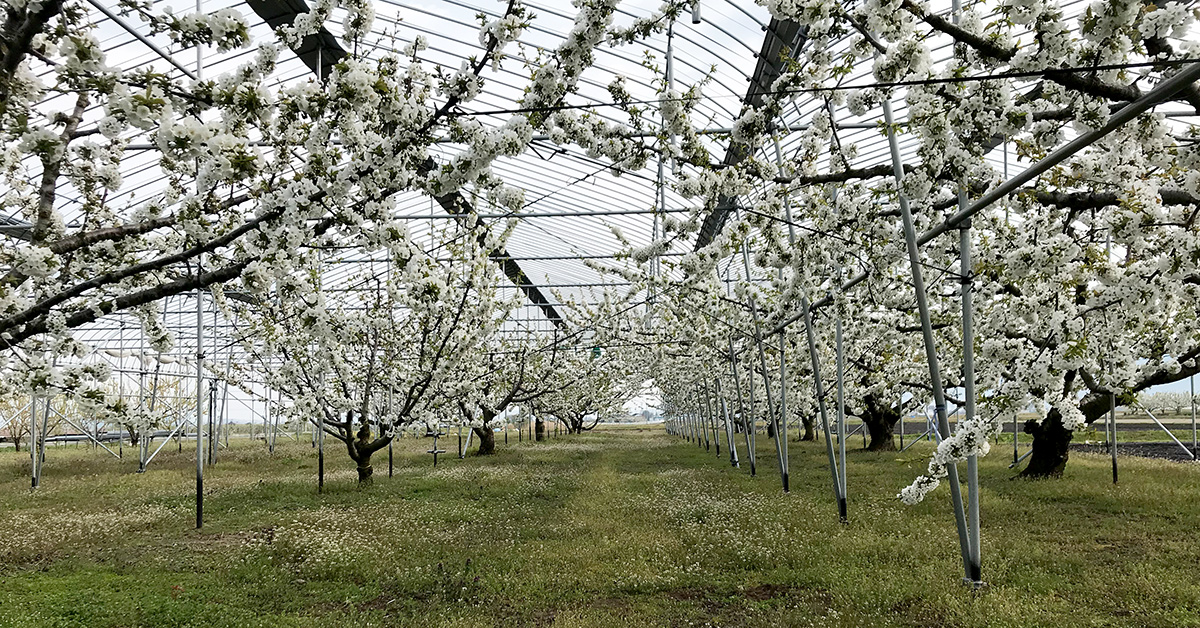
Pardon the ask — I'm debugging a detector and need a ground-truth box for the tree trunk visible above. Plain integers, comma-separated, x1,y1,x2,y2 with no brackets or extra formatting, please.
356,459,374,484
863,416,896,451
535,418,546,441
473,426,496,455
766,420,776,438
799,416,816,441
859,394,899,452
349,427,377,485
12,437,20,453
1020,409,1072,478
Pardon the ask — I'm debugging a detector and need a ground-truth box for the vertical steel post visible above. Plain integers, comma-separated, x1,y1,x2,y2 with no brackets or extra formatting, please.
1110,394,1118,484
265,386,274,453
741,239,786,490
835,314,847,499
729,338,755,475
194,6,209,521
704,379,719,457
1192,374,1197,458
960,218,982,584
778,331,790,488
706,388,715,452
951,0,983,579
388,386,394,478
29,391,38,489
139,325,147,472
881,96,971,577
316,98,326,492
717,377,738,467
801,298,846,521
1013,409,1019,464
1104,392,1112,451
195,268,205,529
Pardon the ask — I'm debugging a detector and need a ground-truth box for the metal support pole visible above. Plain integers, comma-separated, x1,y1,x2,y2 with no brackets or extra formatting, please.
717,377,738,467
703,390,712,452
835,314,847,499
195,270,205,529
1192,374,1197,458
193,30,208,524
703,379,718,457
741,239,786,491
317,240,325,493
1110,394,1118,484
1105,393,1112,451
772,136,800,487
29,392,39,489
949,0,982,573
961,219,982,584
138,329,148,472
882,96,971,577
1013,408,1019,464
762,59,1200,338
711,392,720,456
1138,405,1196,459
746,351,758,457
318,410,325,493
388,386,394,478
266,387,275,453
777,332,790,489
802,297,846,522
729,339,755,475
144,417,190,468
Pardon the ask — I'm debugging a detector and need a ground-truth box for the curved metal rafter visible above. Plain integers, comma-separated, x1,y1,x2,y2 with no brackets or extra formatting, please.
693,17,809,252
244,0,567,328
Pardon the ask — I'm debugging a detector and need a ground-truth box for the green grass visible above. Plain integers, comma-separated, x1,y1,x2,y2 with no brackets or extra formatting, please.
1,428,1198,627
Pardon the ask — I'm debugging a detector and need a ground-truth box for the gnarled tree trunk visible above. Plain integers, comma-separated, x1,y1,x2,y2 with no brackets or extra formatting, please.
473,426,496,455
344,419,391,485
1021,394,1112,477
473,408,498,455
354,456,374,483
799,416,816,441
858,394,899,452
863,415,896,451
535,418,546,441
1020,409,1072,478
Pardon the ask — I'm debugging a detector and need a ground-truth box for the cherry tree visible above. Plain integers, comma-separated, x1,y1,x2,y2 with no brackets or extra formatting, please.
236,221,519,482
0,0,701,420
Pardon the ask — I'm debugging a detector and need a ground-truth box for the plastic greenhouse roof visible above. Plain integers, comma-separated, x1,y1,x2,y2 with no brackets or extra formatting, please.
5,0,1200,371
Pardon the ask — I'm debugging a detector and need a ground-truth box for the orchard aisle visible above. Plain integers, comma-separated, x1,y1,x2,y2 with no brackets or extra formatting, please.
0,428,1198,627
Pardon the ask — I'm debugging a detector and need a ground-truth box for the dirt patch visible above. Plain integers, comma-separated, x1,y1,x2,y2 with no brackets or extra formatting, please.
743,583,798,602
181,529,262,550
1072,441,1198,462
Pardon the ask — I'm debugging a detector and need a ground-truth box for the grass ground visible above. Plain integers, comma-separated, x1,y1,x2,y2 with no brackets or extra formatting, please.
1,427,1198,627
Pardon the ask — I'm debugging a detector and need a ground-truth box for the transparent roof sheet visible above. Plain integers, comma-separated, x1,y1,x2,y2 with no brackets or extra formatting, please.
5,0,1199,365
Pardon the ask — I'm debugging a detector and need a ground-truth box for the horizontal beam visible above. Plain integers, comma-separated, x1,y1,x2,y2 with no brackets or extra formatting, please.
767,59,1200,336
395,208,692,219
